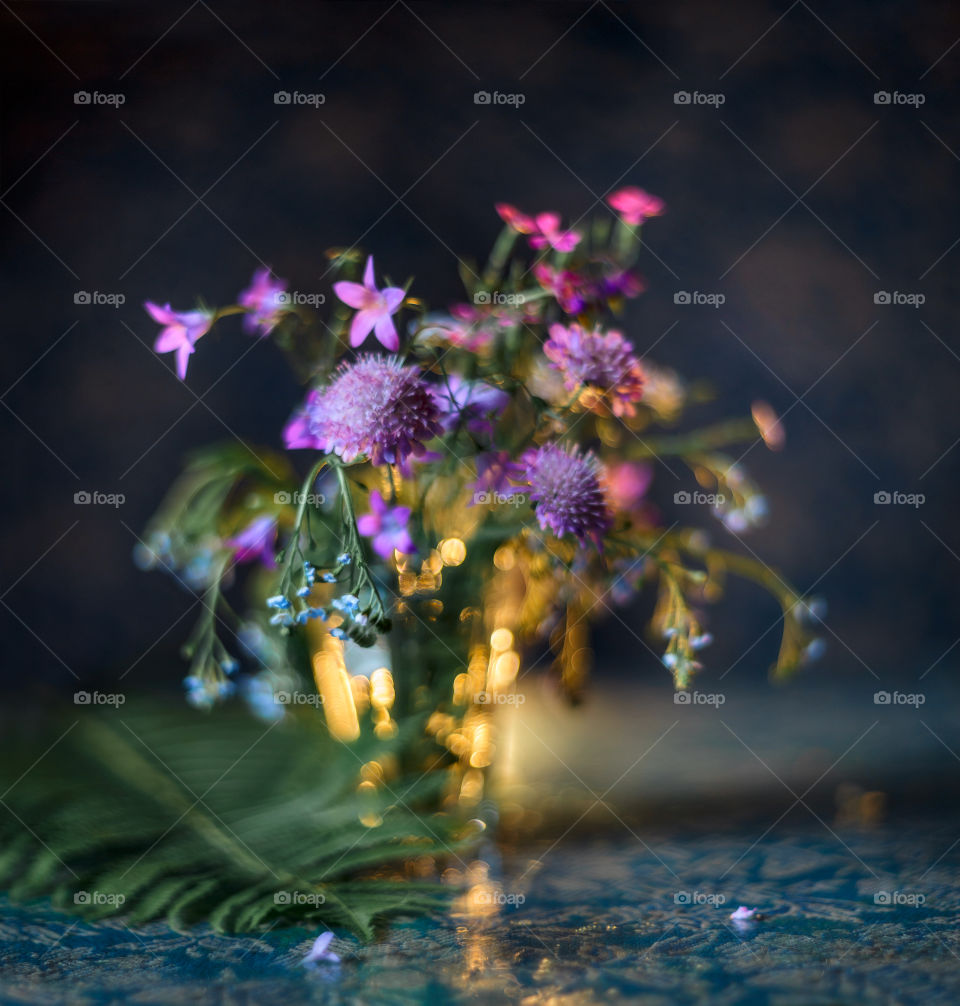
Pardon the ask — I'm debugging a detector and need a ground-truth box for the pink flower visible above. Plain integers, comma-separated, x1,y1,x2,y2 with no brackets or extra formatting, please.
729,906,760,922
238,268,287,336
357,491,414,559
145,302,215,380
333,255,405,351
607,187,665,226
518,442,611,546
533,263,587,314
225,514,277,567
284,355,442,474
604,462,652,512
495,204,581,253
301,931,340,967
543,322,645,417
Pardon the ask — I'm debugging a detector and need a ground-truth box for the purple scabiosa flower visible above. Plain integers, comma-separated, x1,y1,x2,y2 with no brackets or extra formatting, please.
518,442,612,546
607,186,665,226
543,323,645,418
145,302,215,380
238,268,288,336
302,931,340,967
333,255,405,351
357,491,414,559
285,355,442,473
224,514,277,567
435,375,509,438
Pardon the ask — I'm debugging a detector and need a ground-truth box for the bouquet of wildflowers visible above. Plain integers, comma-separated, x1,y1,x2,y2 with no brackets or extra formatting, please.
140,186,823,793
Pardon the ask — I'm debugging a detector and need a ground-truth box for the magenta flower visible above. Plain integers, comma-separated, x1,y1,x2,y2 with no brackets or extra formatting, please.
333,255,405,351
604,462,652,512
434,375,509,438
225,514,277,567
518,442,611,546
543,322,645,418
357,491,414,559
533,263,587,314
495,204,581,253
145,302,215,380
607,186,665,226
238,268,287,336
301,931,340,967
283,388,324,450
284,355,442,474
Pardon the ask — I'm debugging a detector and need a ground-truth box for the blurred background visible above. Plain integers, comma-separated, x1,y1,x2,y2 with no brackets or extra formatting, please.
1,0,957,719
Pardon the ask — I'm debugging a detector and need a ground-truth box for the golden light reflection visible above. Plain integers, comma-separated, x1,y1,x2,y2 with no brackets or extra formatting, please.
311,639,360,742
438,537,467,566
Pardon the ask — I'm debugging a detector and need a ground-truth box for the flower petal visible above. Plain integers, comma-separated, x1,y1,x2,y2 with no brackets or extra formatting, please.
349,310,378,347
175,341,194,380
333,281,368,309
144,301,175,325
154,325,185,353
382,286,405,313
363,255,376,289
373,313,399,351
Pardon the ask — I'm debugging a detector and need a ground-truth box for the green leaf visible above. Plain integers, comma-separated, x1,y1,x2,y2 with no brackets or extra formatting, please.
0,702,470,937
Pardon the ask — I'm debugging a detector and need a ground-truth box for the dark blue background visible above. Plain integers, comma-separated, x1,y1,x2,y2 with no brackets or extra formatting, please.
1,0,957,693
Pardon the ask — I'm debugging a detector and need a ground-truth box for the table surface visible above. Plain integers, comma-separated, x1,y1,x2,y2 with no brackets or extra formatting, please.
3,811,959,1006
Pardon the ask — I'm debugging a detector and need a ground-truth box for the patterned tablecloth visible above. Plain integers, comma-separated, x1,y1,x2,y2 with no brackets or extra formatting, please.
3,814,958,1005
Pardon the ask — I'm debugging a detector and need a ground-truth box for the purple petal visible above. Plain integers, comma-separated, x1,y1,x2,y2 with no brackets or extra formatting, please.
175,342,193,380
153,325,185,353
373,313,399,351
362,255,375,289
356,514,378,537
144,301,175,325
333,281,368,310
382,286,405,312
349,310,378,347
